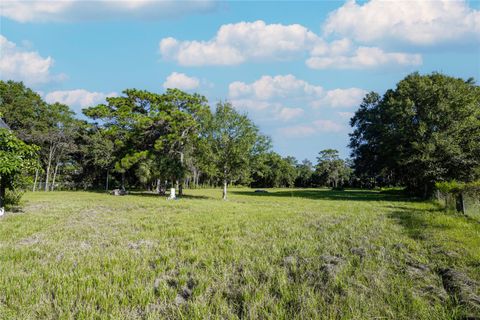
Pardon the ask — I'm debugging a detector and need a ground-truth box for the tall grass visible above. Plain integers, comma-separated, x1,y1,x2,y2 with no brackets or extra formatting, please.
0,189,478,319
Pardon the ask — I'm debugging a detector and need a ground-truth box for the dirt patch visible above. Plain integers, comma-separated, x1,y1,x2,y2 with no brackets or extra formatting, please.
128,240,157,250
406,262,430,279
320,255,345,282
175,287,192,305
17,234,42,246
350,247,366,259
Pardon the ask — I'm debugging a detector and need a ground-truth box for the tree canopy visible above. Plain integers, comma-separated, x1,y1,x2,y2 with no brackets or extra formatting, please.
350,72,480,196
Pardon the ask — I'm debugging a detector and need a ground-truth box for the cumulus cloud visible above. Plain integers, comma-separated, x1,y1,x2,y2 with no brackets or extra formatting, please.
280,119,345,137
0,0,217,23
160,20,320,66
311,88,367,108
159,20,424,69
0,34,64,85
306,46,422,70
163,72,200,90
229,74,323,101
229,74,364,110
323,0,480,46
45,89,117,113
228,74,365,125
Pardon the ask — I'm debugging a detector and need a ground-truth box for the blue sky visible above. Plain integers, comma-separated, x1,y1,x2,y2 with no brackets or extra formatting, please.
1,0,479,162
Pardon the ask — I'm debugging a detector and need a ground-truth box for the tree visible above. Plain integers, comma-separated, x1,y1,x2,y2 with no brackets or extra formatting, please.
250,152,297,188
315,149,351,188
153,89,210,195
0,81,79,192
80,126,115,190
295,159,314,187
0,129,38,211
207,102,261,200
350,72,480,197
84,89,211,193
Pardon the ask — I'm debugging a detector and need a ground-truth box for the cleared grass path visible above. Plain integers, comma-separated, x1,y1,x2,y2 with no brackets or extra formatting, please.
0,189,479,319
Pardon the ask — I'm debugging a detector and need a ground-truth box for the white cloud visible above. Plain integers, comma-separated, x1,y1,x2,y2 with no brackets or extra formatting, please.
277,107,304,121
228,74,365,125
229,74,323,101
163,72,200,90
159,20,424,69
311,88,367,108
280,119,345,137
0,0,217,23
160,20,319,66
306,46,422,70
323,0,480,46
0,34,64,85
45,89,117,113
229,74,364,110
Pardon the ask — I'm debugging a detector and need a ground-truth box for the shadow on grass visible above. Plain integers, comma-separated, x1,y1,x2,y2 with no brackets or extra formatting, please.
387,208,450,240
128,191,212,200
231,189,413,202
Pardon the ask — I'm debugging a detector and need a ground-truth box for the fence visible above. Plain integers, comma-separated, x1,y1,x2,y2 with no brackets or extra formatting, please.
436,181,480,220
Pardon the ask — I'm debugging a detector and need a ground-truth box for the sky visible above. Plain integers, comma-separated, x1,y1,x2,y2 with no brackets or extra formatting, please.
1,0,479,162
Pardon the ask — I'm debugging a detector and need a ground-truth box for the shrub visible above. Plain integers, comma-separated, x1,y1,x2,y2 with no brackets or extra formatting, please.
4,188,25,206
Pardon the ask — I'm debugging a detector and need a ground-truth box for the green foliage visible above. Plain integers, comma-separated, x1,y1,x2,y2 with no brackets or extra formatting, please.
435,180,465,194
250,152,297,188
0,128,39,207
436,180,480,195
295,159,314,187
0,129,39,178
4,188,24,206
206,102,264,196
83,88,211,190
350,72,480,197
315,149,352,188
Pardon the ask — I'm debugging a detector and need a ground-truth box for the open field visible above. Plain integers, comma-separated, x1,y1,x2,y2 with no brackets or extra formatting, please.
0,189,479,319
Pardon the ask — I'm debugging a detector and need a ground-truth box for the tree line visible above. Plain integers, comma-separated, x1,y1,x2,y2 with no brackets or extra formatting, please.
0,80,352,203
1,71,478,206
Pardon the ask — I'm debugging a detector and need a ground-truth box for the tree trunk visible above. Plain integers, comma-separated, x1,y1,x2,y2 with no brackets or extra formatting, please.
105,170,109,191
121,172,125,191
51,161,60,191
0,178,6,210
223,180,228,200
44,144,55,192
179,152,184,196
33,168,39,192
192,169,197,189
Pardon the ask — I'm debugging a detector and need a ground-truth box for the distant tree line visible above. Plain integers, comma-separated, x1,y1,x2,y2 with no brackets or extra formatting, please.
1,71,478,204
0,80,352,204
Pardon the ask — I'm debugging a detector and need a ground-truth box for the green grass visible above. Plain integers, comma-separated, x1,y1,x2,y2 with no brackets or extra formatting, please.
1,188,479,319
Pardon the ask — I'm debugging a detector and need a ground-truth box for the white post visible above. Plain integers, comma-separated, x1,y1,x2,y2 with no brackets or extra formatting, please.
169,188,176,200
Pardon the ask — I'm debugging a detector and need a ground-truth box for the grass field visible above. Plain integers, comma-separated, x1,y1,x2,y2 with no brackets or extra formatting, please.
0,188,479,319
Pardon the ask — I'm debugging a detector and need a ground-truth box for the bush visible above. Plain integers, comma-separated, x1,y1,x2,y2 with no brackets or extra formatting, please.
4,188,25,206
